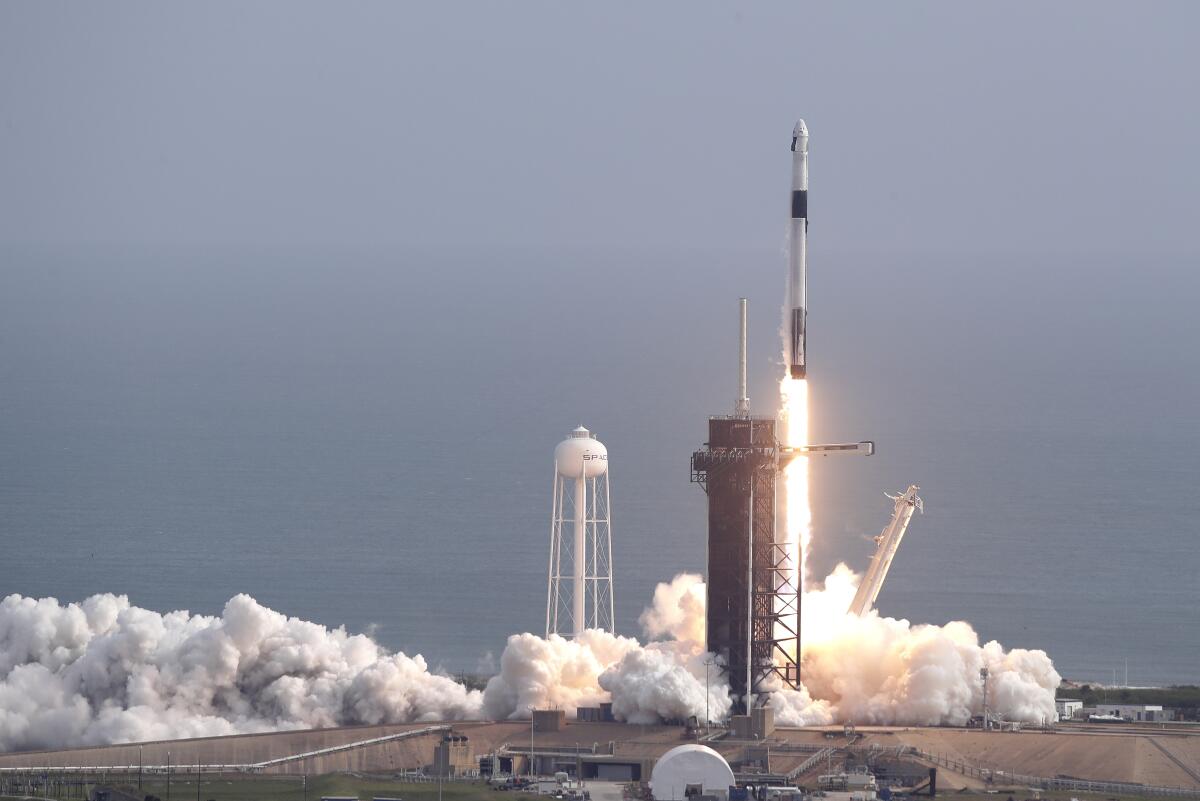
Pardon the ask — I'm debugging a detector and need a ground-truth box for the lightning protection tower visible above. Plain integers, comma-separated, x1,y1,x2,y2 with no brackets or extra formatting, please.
546,426,614,637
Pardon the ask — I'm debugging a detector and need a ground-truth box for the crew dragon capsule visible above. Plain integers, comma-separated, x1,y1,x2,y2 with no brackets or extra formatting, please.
787,119,809,380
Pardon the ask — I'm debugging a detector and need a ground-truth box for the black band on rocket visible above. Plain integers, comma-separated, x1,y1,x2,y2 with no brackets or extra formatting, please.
791,190,807,220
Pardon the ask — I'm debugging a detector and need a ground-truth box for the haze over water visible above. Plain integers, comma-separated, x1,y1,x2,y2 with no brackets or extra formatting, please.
2,4,1198,688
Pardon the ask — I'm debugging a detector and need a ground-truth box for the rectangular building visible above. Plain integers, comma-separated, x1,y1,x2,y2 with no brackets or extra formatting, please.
432,733,474,777
1085,704,1168,722
1055,699,1084,720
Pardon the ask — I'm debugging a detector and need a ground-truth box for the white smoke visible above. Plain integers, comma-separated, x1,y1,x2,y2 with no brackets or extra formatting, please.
0,592,482,752
599,645,727,725
772,563,1061,727
637,572,707,644
481,566,1058,729
482,573,734,725
0,569,1059,751
481,629,640,718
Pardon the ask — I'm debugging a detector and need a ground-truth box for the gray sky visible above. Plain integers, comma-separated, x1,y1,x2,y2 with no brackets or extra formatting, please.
3,3,1198,257
2,4,1199,680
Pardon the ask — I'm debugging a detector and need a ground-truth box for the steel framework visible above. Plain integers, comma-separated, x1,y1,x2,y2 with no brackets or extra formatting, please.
546,463,614,637
847,486,923,617
692,416,799,714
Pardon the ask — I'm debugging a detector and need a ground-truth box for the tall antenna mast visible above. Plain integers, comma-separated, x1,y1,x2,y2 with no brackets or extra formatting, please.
735,298,750,417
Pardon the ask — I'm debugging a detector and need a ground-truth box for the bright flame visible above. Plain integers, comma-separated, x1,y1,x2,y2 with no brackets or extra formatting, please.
779,376,810,651
766,368,1062,727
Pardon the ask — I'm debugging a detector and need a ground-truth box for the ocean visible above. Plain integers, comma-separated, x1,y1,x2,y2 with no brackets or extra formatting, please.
2,247,1197,687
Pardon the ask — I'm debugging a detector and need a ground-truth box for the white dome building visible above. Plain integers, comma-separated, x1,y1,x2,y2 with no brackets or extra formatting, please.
650,744,736,801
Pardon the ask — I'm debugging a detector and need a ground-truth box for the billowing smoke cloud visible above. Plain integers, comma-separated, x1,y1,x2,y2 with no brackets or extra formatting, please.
637,572,707,644
481,630,640,718
482,567,1058,729
0,592,482,752
772,563,1061,727
482,573,734,725
0,568,1059,752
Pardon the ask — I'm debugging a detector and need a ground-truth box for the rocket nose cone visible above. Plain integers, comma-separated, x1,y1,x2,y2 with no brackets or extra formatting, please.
791,120,809,152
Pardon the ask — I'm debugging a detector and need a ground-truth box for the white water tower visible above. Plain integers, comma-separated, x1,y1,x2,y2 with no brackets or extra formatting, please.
546,426,614,637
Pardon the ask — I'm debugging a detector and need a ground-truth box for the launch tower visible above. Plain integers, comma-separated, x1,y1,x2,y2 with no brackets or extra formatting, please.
692,299,874,715
691,300,800,713
692,415,795,714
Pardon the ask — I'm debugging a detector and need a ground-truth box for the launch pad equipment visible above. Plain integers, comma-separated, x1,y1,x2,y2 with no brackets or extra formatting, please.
735,298,751,418
980,667,991,732
692,415,785,716
690,299,873,714
779,441,874,463
847,486,923,617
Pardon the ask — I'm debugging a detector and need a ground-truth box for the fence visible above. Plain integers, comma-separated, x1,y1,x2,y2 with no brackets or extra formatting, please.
913,748,1200,799
787,748,836,779
762,740,1200,799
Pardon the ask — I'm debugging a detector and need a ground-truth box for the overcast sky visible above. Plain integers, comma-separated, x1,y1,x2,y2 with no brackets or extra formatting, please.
2,3,1198,258
2,4,1199,675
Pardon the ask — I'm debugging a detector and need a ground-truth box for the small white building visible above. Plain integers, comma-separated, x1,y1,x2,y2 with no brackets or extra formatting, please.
1084,704,1168,722
650,744,735,801
1055,699,1084,720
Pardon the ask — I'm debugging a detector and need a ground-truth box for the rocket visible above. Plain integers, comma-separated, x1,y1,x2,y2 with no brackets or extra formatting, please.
788,119,809,380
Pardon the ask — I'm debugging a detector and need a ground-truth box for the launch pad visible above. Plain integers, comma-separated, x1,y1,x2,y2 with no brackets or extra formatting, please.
688,120,880,713
692,287,874,714
691,416,797,715
690,418,875,714
696,292,873,714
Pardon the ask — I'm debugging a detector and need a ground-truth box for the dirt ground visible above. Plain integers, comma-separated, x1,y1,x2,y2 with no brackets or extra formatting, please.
2,721,1198,790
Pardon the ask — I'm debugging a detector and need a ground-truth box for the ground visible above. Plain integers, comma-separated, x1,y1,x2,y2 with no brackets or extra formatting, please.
2,721,1199,797
4,777,542,801
4,778,1198,801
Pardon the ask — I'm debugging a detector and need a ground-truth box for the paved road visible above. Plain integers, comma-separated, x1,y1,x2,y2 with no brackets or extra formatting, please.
584,780,626,801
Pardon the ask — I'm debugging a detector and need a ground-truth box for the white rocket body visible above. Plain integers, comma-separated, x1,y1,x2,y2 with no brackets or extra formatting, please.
788,120,809,380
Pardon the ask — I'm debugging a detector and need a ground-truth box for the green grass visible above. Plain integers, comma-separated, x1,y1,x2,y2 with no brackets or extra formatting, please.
1011,790,1197,801
1057,684,1200,716
11,776,1198,801
861,789,1200,801
100,776,541,801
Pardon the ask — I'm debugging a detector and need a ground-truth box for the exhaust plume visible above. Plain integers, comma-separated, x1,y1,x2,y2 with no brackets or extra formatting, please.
775,564,1061,726
483,573,733,725
775,371,1058,727
0,592,482,752
0,569,1059,752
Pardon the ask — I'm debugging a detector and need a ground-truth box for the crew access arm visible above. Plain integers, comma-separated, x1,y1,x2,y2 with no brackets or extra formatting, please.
848,485,923,617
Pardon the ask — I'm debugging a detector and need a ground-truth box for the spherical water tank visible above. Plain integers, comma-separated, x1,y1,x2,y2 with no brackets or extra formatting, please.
650,744,735,801
555,426,608,478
